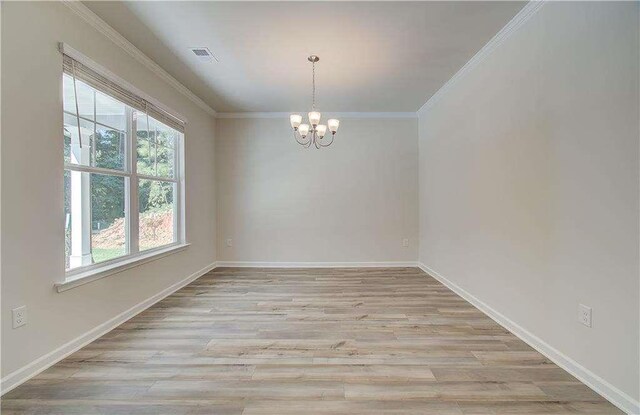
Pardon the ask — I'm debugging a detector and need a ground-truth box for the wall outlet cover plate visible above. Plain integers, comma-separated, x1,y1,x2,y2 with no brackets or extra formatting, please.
578,304,592,328
12,306,27,329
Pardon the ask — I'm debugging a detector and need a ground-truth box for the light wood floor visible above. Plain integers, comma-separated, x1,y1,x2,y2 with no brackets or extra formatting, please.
2,267,621,414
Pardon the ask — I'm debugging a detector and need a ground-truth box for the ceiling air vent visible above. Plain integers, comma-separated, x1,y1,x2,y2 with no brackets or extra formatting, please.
189,47,218,62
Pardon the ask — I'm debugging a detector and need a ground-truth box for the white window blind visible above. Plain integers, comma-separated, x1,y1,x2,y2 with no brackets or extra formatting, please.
62,54,185,133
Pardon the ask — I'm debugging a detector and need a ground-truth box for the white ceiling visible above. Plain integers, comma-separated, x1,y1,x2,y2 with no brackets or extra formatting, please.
85,1,525,113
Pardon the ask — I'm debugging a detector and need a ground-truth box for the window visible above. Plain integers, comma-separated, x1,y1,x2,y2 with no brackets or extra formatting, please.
63,52,185,277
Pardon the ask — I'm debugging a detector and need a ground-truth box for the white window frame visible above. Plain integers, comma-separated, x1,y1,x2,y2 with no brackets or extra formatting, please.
58,44,188,292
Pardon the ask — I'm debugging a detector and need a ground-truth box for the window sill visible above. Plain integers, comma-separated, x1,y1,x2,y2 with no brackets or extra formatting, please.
55,243,190,293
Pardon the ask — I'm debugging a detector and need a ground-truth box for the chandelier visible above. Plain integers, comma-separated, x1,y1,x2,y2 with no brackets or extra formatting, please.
289,55,340,148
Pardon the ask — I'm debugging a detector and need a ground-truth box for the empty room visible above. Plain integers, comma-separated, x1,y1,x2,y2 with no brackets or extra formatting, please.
1,1,638,414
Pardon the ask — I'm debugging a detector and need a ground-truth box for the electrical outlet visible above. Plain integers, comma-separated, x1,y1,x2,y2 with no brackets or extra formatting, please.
578,304,592,328
402,238,409,247
12,306,27,329
226,238,233,247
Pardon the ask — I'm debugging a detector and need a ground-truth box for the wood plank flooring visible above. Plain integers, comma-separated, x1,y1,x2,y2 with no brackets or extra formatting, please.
1,267,622,414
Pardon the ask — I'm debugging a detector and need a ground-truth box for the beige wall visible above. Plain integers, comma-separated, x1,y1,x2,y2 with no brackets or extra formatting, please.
1,2,216,378
418,1,639,403
2,0,638,409
216,117,418,263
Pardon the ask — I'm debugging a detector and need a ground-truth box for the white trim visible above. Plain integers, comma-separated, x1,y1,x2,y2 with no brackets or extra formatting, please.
418,0,546,114
61,1,216,117
64,163,129,177
1,261,217,396
60,42,189,124
417,263,640,415
58,243,191,292
136,173,179,183
215,112,418,119
216,261,419,268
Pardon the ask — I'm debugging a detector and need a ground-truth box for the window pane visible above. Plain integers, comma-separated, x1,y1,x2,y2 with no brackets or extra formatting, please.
93,126,125,171
64,125,72,165
96,91,126,131
91,174,126,264
136,137,155,175
63,74,94,120
139,179,175,251
136,111,148,136
136,113,156,143
64,170,72,269
63,74,76,115
155,120,177,148
155,144,175,178
65,113,126,171
65,170,127,270
135,113,177,179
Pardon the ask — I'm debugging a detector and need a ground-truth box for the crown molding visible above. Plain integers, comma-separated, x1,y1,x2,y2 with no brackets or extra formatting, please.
61,0,216,117
418,0,546,114
216,112,418,119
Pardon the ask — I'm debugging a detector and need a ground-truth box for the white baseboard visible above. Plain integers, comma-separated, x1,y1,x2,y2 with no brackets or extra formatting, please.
0,261,217,396
417,262,639,415
216,261,419,268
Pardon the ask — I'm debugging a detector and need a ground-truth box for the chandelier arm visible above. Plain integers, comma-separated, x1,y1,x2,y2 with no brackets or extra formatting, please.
313,130,321,149
318,133,335,147
293,129,310,146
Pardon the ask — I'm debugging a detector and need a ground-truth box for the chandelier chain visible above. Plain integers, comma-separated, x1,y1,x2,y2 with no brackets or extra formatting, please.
312,61,316,110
